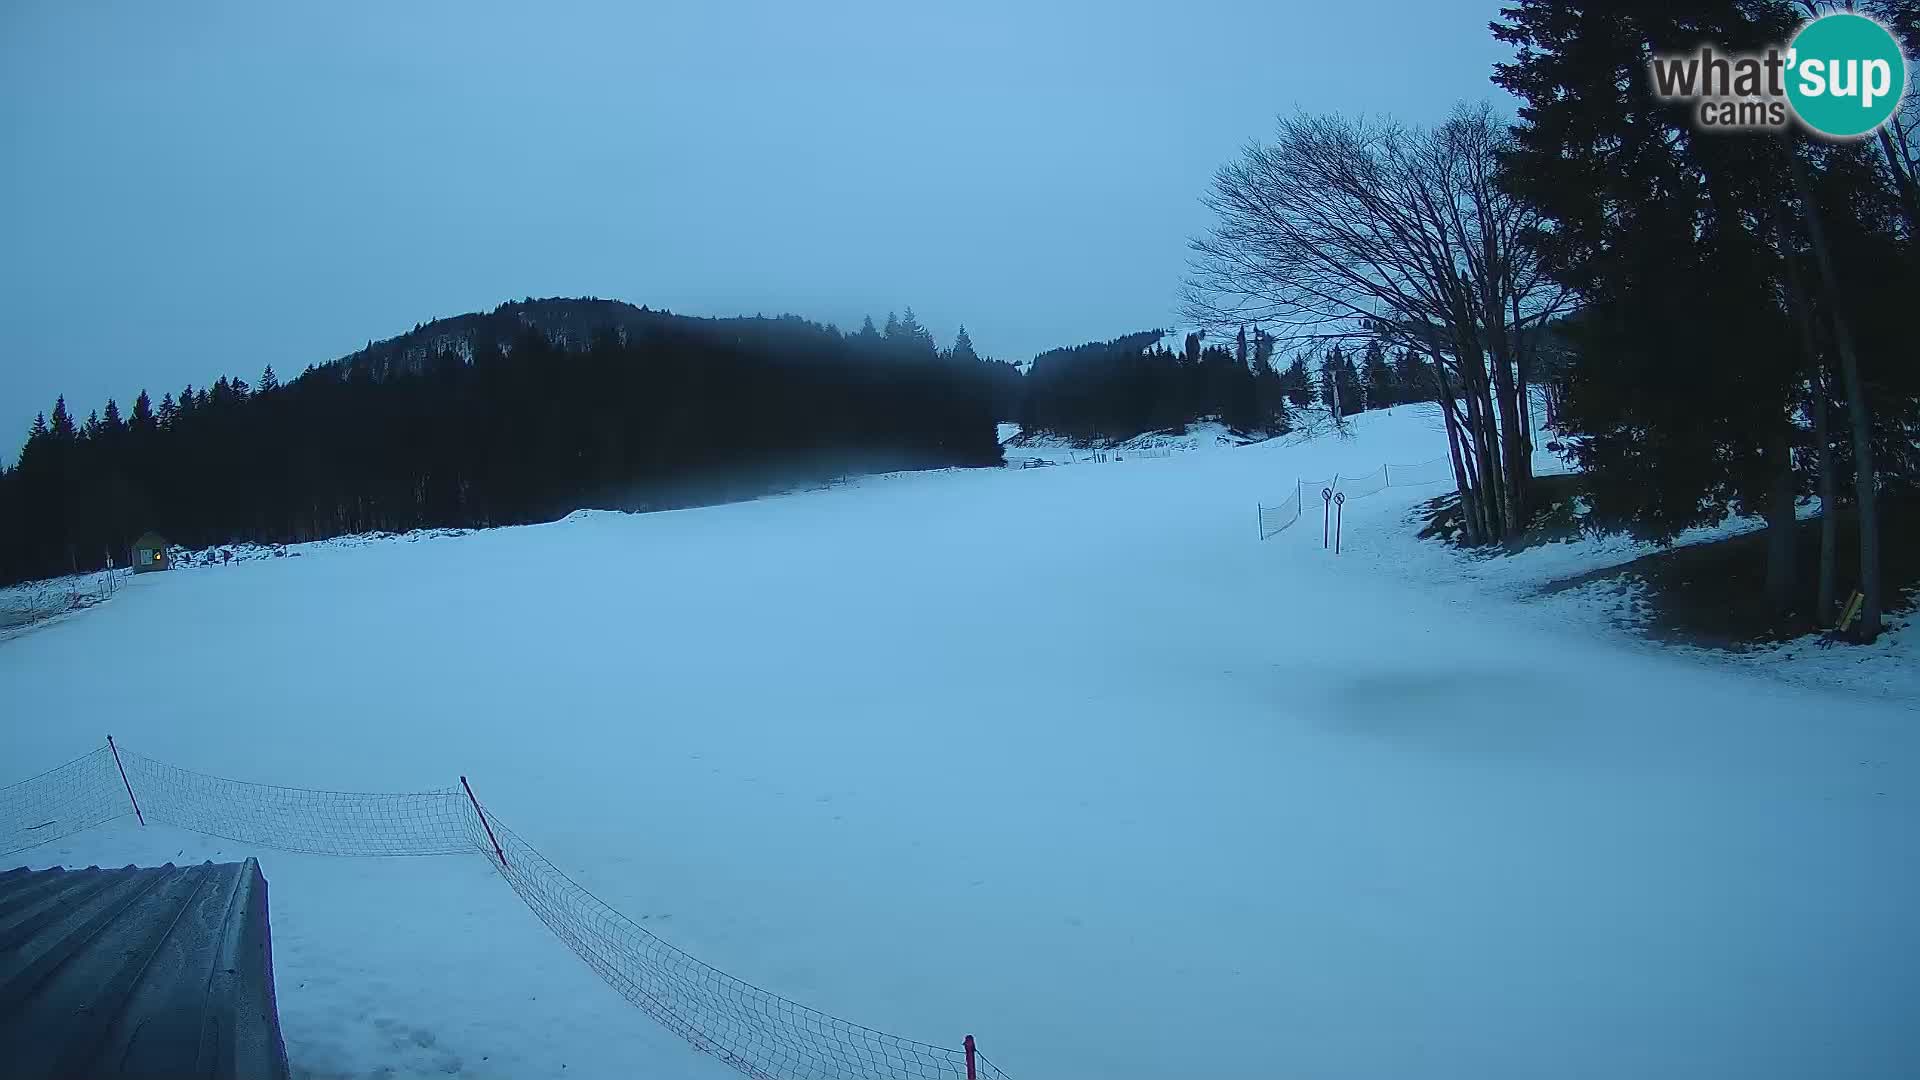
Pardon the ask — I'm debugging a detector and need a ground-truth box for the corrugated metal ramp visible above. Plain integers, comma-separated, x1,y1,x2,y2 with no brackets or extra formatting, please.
0,859,290,1079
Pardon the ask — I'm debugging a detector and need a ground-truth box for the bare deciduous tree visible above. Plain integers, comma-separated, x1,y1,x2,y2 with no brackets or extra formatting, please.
1183,104,1570,543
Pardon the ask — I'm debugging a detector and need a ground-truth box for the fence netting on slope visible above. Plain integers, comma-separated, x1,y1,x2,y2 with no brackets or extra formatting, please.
1386,456,1456,486
1330,465,1388,500
0,746,473,858
1257,487,1304,540
0,742,1009,1080
0,748,128,856
1257,456,1453,539
0,568,127,636
115,748,475,856
482,811,1010,1080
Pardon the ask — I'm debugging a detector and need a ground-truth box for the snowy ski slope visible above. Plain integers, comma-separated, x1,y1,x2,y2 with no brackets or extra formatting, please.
1,405,1914,1080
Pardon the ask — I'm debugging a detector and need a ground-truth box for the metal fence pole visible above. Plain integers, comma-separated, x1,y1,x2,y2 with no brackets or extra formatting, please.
461,776,508,868
106,734,144,826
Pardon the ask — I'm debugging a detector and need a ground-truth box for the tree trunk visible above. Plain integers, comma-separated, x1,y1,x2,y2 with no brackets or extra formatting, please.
1432,352,1482,545
1462,366,1505,541
1475,278,1529,534
1458,393,1493,541
1486,335,1529,535
1790,151,1882,640
1762,417,1797,614
1774,200,1838,620
1811,371,1838,620
1443,402,1481,545
1513,291,1535,492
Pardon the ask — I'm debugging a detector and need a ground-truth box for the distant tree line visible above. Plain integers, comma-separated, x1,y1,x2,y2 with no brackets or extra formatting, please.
1012,326,1436,443
1309,338,1440,418
0,300,1006,585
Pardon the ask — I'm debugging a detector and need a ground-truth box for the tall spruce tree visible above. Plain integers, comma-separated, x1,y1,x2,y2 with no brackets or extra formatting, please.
950,326,979,364
1494,0,1817,618
1361,339,1395,409
1391,349,1430,404
1282,356,1314,410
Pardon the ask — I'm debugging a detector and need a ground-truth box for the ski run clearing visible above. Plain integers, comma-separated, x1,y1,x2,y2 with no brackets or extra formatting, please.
2,405,1914,1080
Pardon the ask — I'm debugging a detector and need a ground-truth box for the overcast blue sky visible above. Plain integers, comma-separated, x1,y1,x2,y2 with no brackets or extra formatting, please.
0,0,1516,447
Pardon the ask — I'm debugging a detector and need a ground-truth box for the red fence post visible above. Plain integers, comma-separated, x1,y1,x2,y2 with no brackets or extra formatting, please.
461,776,509,869
106,734,144,826
964,1035,977,1080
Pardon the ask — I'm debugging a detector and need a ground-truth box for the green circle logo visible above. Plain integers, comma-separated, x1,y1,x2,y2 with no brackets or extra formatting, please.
1785,13,1907,138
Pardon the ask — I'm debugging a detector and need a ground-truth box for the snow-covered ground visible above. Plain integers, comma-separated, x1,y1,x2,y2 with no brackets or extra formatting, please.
1314,409,1916,703
2,405,1915,1079
0,566,126,636
998,420,1246,469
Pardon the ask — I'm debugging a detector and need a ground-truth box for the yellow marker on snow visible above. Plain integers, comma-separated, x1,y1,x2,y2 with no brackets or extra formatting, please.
1837,590,1865,633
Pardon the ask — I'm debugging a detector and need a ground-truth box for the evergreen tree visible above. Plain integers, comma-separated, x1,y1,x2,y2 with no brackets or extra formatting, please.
49,397,75,440
1282,357,1314,410
950,325,979,364
1391,349,1431,403
1494,0,1824,617
1251,340,1291,434
1218,345,1260,431
259,366,279,393
1319,348,1360,417
894,307,937,357
1361,339,1395,409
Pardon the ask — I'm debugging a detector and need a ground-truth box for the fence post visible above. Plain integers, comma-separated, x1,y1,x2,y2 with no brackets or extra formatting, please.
964,1035,977,1080
461,776,509,869
1383,463,1389,486
106,734,144,826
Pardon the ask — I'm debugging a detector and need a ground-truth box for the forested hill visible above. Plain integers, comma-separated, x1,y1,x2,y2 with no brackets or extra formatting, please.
0,300,1007,585
327,297,723,382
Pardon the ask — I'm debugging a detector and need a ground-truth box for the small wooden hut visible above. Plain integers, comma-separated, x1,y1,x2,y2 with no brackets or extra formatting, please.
133,531,171,573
